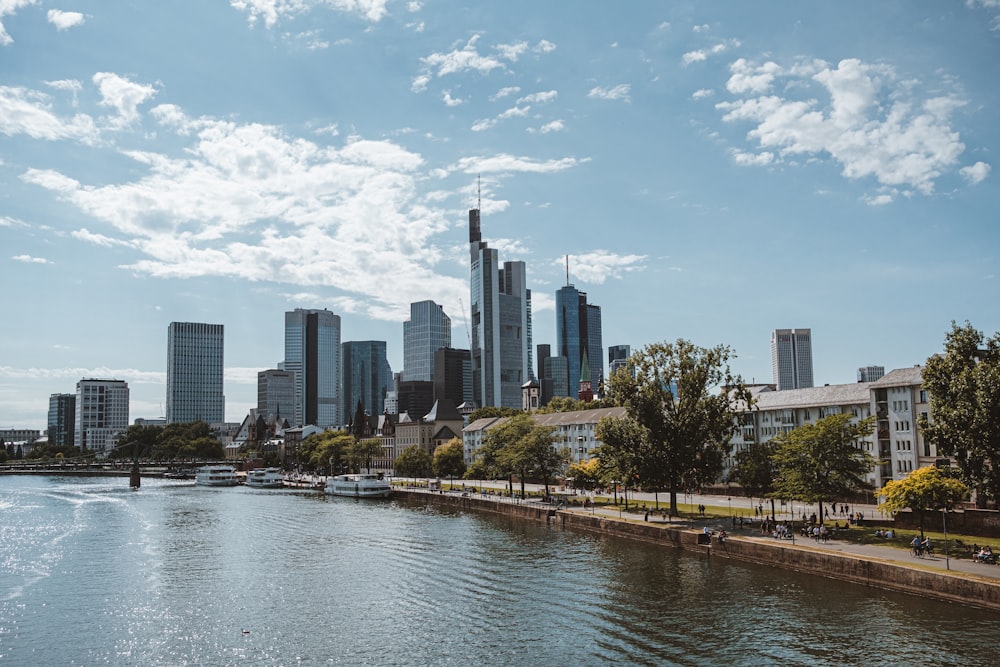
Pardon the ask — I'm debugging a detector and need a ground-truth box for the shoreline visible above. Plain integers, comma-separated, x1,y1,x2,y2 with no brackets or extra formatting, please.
396,488,1000,612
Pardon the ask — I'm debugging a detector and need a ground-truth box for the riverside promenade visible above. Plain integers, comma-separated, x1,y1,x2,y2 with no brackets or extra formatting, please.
398,483,1000,609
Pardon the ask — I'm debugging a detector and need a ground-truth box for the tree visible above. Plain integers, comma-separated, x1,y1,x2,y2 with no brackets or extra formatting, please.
346,437,383,473
484,413,536,498
433,438,467,483
919,321,1000,506
879,465,970,538
771,413,876,525
566,458,602,491
296,431,353,473
732,440,779,520
394,445,432,478
507,420,567,498
598,339,750,515
595,415,648,509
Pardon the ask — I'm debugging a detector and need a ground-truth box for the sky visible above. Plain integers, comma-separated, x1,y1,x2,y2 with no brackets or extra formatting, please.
1,1,998,432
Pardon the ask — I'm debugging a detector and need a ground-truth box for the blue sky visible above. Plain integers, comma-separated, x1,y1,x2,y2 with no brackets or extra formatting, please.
2,1,998,431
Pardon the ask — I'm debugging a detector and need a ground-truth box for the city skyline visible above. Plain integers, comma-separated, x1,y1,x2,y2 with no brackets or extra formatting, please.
2,2,998,430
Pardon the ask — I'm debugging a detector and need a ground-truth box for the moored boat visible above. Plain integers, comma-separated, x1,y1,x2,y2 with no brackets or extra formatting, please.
245,467,284,489
194,465,239,486
324,473,391,498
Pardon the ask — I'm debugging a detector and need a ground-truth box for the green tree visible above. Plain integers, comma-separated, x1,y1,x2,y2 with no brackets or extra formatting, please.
432,438,467,482
394,445,433,478
772,413,876,525
114,424,164,460
508,420,567,498
346,437,383,473
919,321,1000,506
296,430,353,472
598,339,749,515
732,440,779,520
566,458,602,491
595,415,648,509
878,465,970,538
484,413,536,498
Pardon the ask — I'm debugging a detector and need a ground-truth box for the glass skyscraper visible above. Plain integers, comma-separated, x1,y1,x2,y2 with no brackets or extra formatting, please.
771,328,814,391
47,393,76,447
402,300,451,382
342,340,392,424
258,369,295,423
469,207,532,409
166,322,225,424
555,284,603,398
284,308,341,428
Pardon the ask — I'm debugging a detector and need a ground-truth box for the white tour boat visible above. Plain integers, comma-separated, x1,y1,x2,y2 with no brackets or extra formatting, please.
194,465,239,487
324,473,391,498
245,467,285,489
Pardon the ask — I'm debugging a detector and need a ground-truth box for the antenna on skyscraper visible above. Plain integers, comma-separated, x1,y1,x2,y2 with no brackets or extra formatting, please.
565,255,570,286
477,173,481,211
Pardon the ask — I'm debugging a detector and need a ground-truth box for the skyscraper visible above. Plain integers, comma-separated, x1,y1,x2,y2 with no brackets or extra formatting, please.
258,369,295,423
74,378,129,455
857,365,885,383
469,206,532,409
555,283,604,398
433,347,472,408
284,308,341,428
47,393,76,447
771,328,814,391
166,322,225,424
342,340,392,424
608,344,630,375
402,300,451,382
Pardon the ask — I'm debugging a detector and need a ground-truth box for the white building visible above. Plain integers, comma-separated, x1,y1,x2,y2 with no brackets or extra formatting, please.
462,406,627,465
74,378,129,457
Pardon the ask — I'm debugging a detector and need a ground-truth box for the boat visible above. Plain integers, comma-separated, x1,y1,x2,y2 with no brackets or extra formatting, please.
194,465,239,486
245,467,285,489
163,469,193,480
324,473,391,498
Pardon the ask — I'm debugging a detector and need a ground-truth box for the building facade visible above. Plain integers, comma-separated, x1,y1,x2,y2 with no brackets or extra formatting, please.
433,347,473,408
166,321,225,424
771,328,814,391
469,206,532,410
857,365,886,383
257,369,296,424
284,308,341,429
402,300,451,382
47,393,76,447
608,344,631,380
555,284,603,398
342,340,392,426
74,378,129,456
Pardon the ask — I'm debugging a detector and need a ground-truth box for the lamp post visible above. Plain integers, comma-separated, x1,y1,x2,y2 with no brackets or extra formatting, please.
943,502,950,571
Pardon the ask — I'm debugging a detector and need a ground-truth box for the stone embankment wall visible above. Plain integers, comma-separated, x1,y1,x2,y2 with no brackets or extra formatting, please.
397,490,1000,611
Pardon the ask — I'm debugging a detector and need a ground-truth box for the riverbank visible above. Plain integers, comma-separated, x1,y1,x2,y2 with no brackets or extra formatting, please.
396,488,1000,611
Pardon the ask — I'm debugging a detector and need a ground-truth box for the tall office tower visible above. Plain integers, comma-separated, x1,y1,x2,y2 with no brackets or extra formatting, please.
771,328,814,391
284,308,341,428
433,347,472,408
74,378,129,455
402,300,451,381
857,365,885,383
608,345,631,380
544,355,569,400
342,340,392,424
47,393,76,447
166,322,225,424
536,343,553,406
555,283,604,398
258,369,295,423
469,206,532,409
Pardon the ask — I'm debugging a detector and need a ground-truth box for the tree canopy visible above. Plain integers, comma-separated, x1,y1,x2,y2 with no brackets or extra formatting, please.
112,421,224,461
919,321,1000,506
466,413,567,498
433,438,467,481
771,413,876,523
394,445,432,478
596,339,749,515
879,465,969,537
296,430,353,472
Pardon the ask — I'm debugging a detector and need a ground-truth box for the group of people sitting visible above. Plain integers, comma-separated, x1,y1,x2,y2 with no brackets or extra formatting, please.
974,545,996,564
874,528,895,539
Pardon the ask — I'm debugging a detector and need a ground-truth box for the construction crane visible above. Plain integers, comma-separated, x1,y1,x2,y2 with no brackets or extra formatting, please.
458,297,472,349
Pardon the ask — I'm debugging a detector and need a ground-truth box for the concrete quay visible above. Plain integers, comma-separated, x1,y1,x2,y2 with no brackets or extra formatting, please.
395,487,1000,611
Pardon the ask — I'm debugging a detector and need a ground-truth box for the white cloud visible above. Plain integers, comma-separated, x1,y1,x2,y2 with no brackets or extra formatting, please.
560,251,647,285
0,85,99,142
692,88,714,100
682,43,730,66
419,34,505,78
454,154,589,174
716,57,971,196
588,84,631,102
495,40,528,61
490,86,521,101
12,254,50,264
0,0,35,46
71,228,132,247
731,149,774,166
532,120,564,134
47,9,85,30
517,90,557,105
960,161,991,184
442,91,463,106
93,72,157,130
407,1,422,10
230,0,389,28
693,24,710,33
534,40,556,53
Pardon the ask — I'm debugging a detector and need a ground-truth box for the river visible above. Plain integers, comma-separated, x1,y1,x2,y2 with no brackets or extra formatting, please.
0,475,994,666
